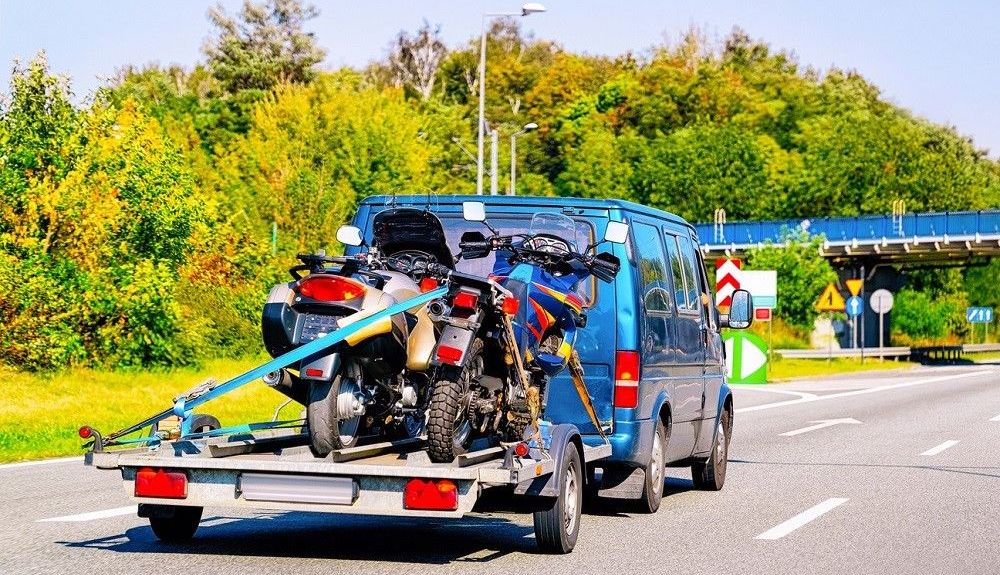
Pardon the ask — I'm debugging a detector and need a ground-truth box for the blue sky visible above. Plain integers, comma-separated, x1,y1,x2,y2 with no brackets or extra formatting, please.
2,1,998,156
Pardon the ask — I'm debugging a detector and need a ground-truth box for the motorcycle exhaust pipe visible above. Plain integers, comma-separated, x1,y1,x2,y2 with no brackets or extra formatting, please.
428,300,450,318
262,369,310,406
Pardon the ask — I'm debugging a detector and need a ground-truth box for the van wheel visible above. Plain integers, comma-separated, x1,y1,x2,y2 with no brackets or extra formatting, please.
534,445,583,554
149,505,203,543
692,409,730,490
637,417,667,513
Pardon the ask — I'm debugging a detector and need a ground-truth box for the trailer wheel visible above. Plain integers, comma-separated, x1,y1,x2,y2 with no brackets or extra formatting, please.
427,339,482,463
533,445,583,554
149,505,203,543
188,414,220,434
692,409,730,491
308,370,362,458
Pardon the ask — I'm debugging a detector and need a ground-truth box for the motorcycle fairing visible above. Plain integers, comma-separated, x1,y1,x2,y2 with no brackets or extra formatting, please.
372,207,455,267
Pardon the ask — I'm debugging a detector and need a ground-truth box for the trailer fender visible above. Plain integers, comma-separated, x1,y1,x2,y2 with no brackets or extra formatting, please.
514,423,582,498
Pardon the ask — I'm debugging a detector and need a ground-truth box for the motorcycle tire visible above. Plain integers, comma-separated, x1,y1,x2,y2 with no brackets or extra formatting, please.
427,339,483,463
307,370,362,458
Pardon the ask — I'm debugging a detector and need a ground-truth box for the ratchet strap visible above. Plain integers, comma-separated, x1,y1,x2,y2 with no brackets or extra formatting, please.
96,286,449,447
568,350,607,441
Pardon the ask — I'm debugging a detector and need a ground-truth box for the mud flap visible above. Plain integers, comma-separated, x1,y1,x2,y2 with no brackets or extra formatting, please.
514,423,581,498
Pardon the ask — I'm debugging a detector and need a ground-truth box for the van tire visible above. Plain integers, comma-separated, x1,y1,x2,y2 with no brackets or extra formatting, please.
692,409,730,491
637,417,668,513
533,445,583,554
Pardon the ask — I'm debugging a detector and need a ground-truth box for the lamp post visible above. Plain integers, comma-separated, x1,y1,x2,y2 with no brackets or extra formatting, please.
476,2,546,195
509,122,537,195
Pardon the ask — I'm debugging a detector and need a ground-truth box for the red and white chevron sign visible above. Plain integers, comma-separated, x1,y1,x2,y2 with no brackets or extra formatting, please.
715,258,742,308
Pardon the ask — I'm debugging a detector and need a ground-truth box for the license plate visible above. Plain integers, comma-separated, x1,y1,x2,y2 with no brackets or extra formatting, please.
239,473,358,505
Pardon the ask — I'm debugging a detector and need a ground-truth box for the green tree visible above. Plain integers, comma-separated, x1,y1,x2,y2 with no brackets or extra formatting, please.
745,230,837,330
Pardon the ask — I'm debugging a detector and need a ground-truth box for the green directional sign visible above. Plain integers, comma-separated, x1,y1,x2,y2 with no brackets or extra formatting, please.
723,331,769,384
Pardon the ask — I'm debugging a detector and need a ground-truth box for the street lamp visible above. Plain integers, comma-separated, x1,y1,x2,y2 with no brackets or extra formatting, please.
509,122,537,196
476,3,547,195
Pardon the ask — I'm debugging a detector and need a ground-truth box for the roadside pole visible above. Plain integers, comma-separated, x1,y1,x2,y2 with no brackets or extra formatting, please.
828,312,833,363
859,266,865,364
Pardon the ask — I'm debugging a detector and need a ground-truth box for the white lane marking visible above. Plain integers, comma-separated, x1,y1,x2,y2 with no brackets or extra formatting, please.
735,370,993,414
920,440,960,456
756,498,849,540
38,505,138,523
0,456,81,471
780,418,861,437
990,413,1000,422
730,386,818,400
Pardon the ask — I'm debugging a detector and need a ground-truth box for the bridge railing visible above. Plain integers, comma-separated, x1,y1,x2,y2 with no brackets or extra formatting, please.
696,210,1000,245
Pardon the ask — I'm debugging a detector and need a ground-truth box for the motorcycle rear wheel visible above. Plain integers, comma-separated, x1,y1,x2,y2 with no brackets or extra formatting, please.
307,369,362,458
427,339,483,463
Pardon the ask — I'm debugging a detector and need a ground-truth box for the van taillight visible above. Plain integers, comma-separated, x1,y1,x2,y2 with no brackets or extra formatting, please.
614,350,640,408
403,478,458,511
134,468,188,499
298,275,366,302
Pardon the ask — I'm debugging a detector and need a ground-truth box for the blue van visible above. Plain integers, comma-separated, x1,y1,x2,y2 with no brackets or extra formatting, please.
351,195,752,513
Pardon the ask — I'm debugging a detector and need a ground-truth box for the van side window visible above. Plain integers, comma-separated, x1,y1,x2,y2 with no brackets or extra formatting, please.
632,222,672,353
663,233,687,311
677,235,702,314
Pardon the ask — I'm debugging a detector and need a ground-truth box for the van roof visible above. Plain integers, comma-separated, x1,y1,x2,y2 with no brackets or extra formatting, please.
360,194,692,229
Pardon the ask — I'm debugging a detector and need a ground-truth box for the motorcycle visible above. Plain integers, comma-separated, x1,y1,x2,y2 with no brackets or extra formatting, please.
422,202,627,462
260,207,455,457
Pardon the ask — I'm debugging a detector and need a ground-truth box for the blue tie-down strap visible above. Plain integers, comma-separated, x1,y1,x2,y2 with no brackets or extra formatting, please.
94,286,449,448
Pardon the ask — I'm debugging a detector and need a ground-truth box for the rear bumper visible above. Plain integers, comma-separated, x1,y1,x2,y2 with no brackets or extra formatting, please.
582,418,654,467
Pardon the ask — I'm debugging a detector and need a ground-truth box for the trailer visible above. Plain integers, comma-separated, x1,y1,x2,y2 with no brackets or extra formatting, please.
87,423,608,554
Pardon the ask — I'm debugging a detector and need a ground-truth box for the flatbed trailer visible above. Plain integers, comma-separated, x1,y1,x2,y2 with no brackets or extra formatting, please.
87,424,609,553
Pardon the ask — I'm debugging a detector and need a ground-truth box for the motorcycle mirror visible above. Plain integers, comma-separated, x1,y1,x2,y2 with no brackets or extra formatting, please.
604,221,629,244
462,201,487,222
336,225,364,247
590,252,621,283
459,231,491,259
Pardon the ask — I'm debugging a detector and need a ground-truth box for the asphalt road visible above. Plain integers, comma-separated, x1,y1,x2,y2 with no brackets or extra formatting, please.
2,361,998,574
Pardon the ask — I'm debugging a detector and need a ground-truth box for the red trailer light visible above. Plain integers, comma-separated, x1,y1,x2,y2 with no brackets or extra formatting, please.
78,426,93,439
436,345,464,365
304,368,324,378
614,350,640,408
452,290,479,311
134,468,188,499
298,275,366,302
513,442,530,458
403,478,458,511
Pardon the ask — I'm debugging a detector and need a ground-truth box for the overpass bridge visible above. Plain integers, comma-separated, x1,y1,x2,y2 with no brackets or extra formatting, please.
694,209,1000,265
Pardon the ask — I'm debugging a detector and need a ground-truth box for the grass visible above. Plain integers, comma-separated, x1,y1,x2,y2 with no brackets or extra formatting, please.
0,357,300,463
765,355,915,382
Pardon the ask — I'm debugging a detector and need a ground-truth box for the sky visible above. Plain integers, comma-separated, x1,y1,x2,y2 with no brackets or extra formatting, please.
1,0,998,156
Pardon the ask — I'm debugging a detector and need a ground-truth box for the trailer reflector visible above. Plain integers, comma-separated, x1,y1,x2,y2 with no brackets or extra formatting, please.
135,468,188,499
403,478,458,511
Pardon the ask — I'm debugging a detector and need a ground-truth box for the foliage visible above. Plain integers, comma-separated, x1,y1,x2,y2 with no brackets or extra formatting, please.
386,21,448,101
745,230,838,330
891,288,961,343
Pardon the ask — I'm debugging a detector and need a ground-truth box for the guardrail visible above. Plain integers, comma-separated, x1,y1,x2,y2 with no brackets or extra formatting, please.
774,343,1000,360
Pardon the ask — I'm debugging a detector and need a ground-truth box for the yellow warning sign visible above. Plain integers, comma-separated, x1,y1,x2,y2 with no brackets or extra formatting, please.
845,279,863,297
816,283,846,312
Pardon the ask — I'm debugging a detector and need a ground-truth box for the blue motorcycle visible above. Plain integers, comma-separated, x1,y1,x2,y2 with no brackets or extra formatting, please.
421,202,626,462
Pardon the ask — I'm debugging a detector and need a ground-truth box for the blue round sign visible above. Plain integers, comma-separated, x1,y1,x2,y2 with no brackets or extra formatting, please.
846,295,863,318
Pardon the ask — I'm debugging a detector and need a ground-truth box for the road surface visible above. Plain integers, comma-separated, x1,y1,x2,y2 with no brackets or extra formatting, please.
2,362,998,574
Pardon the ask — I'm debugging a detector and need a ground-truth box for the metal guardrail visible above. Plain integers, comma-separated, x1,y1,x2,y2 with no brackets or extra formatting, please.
774,343,1000,360
695,210,1000,246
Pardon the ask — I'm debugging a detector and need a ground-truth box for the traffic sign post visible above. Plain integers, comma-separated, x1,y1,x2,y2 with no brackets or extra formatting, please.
967,307,994,343
870,289,894,358
846,295,863,349
816,283,846,312
715,258,742,310
722,331,769,384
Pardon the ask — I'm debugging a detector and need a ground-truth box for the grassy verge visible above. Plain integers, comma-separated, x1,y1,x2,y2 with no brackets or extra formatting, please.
965,351,1000,362
766,356,914,381
0,357,299,463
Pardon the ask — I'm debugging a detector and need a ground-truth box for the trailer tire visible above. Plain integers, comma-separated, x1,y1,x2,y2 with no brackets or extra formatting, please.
427,339,482,463
533,445,583,554
308,371,361,458
149,505,202,543
692,409,730,491
188,414,220,434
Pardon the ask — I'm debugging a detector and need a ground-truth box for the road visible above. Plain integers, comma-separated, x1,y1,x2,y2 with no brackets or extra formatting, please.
2,362,998,574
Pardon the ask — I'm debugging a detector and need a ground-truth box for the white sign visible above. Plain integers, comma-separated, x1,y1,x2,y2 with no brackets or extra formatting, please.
741,270,777,309
869,289,894,314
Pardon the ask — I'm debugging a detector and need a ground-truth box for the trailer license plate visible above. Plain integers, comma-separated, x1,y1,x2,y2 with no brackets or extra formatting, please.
239,473,358,505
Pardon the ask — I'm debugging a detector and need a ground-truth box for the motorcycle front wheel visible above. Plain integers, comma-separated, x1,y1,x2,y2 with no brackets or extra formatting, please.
427,338,483,463
307,368,363,458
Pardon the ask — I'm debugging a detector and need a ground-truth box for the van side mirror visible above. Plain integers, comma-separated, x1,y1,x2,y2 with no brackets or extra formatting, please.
604,221,628,244
462,201,486,222
336,225,363,247
723,289,753,329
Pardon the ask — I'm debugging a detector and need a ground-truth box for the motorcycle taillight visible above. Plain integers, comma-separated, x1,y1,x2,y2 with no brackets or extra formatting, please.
452,290,479,310
298,275,366,302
